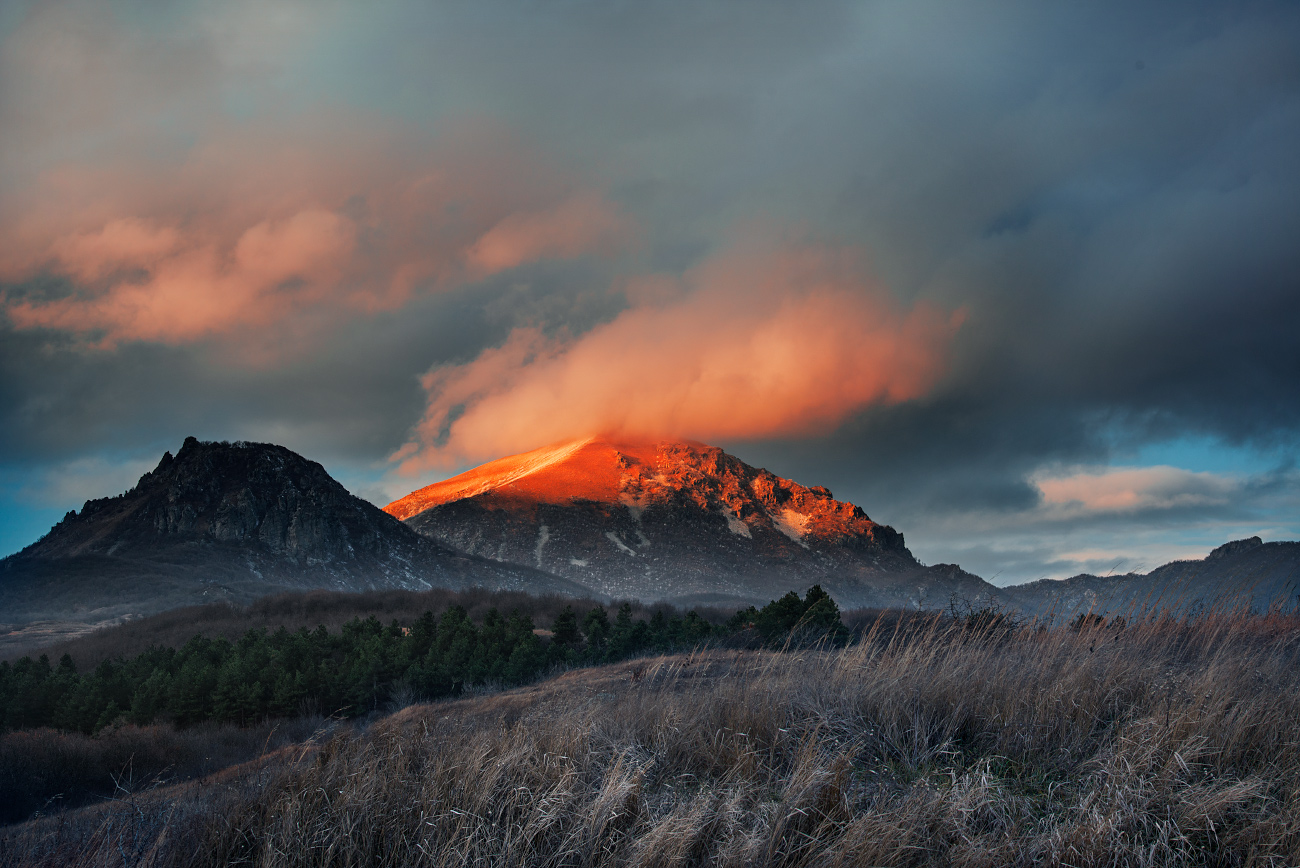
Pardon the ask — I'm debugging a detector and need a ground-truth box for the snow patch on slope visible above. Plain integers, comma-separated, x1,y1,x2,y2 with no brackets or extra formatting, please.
606,531,637,557
772,508,810,548
723,509,752,538
474,438,595,497
534,524,550,568
403,438,596,511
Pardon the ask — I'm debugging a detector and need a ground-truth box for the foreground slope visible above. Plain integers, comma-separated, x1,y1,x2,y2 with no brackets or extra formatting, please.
0,437,588,624
1005,536,1300,617
10,615,1300,866
386,436,1002,609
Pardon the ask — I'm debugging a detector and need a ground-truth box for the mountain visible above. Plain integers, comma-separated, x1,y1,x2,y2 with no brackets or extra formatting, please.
385,437,1005,609
1003,537,1300,618
0,437,589,625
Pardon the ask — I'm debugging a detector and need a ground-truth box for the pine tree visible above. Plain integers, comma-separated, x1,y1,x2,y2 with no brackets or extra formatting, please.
551,606,581,647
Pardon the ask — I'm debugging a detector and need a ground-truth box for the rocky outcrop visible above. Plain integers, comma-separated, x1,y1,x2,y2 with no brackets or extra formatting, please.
31,437,422,566
1,438,589,624
387,437,1005,610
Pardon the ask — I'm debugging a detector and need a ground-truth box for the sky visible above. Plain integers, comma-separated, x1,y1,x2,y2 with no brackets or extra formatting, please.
1,0,1297,585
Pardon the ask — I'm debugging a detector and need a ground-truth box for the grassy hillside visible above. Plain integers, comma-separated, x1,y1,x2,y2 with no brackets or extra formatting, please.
5,608,1300,866
0,586,851,825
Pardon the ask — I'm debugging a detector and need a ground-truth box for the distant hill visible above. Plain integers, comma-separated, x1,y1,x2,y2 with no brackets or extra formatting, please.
386,436,1006,610
0,437,589,625
1003,537,1300,618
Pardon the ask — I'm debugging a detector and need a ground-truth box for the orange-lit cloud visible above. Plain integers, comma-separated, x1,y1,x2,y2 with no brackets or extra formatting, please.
1035,465,1238,514
466,192,631,276
0,122,628,349
7,210,358,343
394,239,965,471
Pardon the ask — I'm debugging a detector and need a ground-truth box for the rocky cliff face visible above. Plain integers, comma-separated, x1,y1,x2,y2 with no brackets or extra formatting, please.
1,438,588,623
387,437,1004,609
30,437,419,566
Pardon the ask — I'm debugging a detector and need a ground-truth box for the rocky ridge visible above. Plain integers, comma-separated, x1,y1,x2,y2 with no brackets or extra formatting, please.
387,437,1004,609
1004,537,1300,618
1,438,588,623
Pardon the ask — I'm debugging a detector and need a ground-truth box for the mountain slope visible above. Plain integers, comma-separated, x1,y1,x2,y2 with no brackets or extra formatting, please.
1003,537,1300,617
0,438,589,624
386,437,1004,609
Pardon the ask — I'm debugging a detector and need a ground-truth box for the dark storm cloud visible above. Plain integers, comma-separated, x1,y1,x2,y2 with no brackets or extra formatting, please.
367,0,1300,461
0,260,625,462
1,0,1297,577
693,2,1300,565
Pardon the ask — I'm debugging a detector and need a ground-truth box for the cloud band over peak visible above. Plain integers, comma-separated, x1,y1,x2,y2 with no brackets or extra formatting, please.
395,238,964,471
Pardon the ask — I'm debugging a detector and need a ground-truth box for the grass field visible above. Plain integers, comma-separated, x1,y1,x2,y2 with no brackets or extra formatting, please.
5,608,1300,866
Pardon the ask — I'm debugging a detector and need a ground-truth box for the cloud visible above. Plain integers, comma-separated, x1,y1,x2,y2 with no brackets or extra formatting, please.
394,238,963,471
1034,465,1239,515
0,0,628,354
0,121,629,351
885,461,1299,585
466,192,633,276
7,209,356,344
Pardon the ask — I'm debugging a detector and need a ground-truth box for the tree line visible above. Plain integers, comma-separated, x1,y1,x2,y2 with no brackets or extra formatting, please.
0,587,845,734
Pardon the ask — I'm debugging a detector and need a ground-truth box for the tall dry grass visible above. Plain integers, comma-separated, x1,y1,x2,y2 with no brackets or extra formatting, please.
7,609,1300,866
0,716,336,825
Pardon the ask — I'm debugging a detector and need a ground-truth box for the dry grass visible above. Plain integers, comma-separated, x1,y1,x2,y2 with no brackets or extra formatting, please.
0,717,343,828
7,610,1300,866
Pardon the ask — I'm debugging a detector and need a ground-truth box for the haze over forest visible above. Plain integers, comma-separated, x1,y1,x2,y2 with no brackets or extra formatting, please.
1,0,1298,586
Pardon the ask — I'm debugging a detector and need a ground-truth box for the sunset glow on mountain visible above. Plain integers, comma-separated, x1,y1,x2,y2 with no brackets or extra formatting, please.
0,1,1295,586
4,5,1300,859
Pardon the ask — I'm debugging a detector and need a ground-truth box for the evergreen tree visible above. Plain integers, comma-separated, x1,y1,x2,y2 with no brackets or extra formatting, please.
582,606,610,652
0,588,845,735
